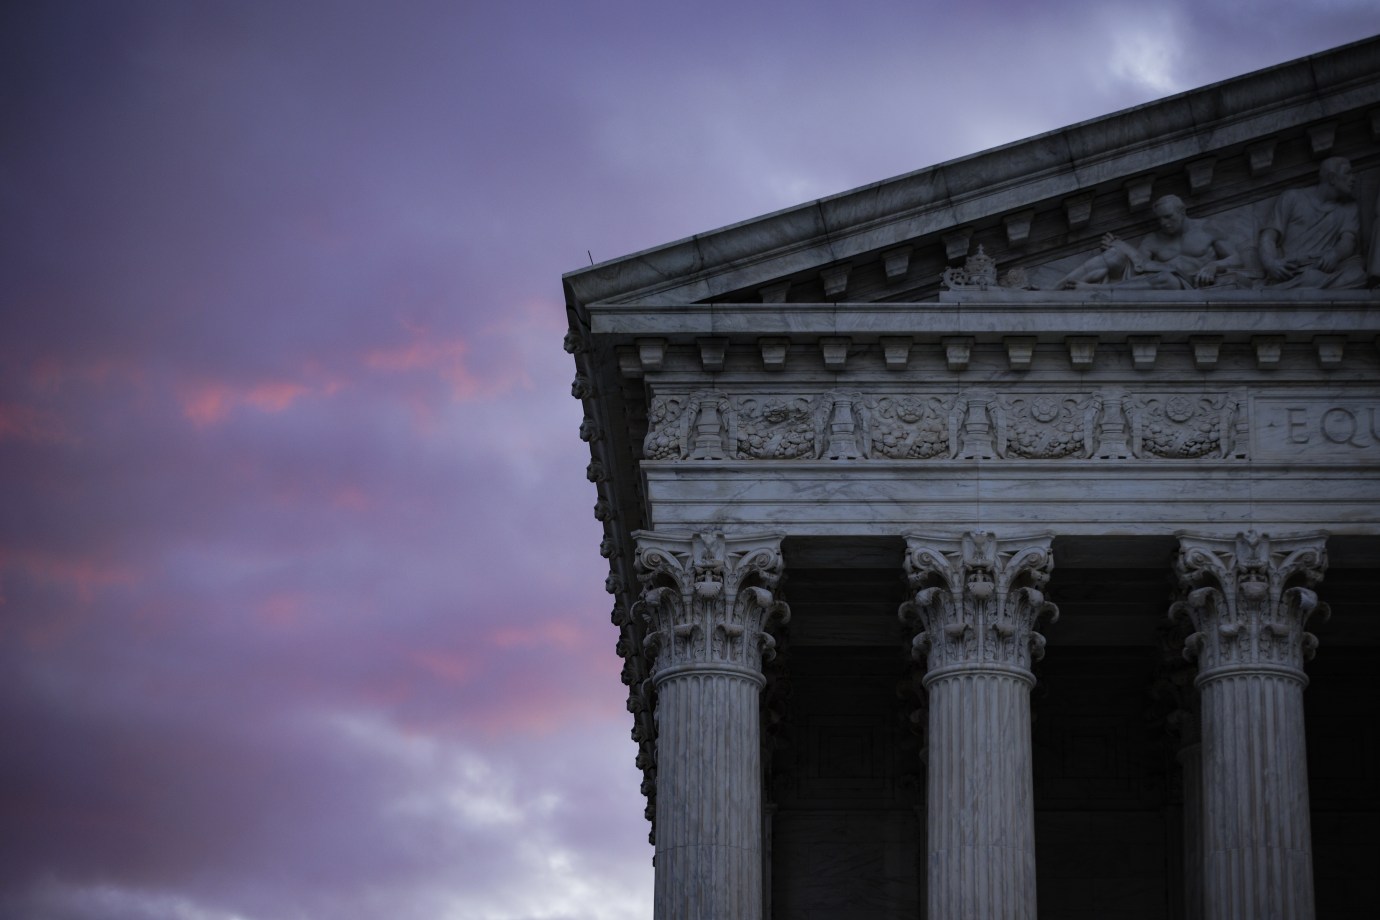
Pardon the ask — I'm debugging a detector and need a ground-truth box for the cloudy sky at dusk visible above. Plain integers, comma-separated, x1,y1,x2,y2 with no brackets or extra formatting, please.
2,2,1376,918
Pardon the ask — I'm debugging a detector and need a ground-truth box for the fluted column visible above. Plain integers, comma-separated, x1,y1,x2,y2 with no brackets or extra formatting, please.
633,530,788,920
1173,531,1328,920
899,531,1058,920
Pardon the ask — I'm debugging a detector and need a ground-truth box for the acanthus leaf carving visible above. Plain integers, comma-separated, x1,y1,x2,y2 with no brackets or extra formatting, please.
632,529,789,679
1170,530,1329,679
898,531,1058,680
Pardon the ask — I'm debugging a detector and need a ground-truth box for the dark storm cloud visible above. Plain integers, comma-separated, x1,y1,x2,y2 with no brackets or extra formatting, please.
1,1,1374,917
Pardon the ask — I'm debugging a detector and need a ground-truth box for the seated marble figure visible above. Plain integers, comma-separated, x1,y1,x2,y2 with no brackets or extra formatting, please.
1056,195,1240,290
1259,156,1365,289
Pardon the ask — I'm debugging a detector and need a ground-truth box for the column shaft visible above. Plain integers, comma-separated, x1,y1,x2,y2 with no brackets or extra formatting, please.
1173,531,1327,920
654,669,764,920
926,669,1037,919
901,532,1056,920
1200,673,1313,919
633,530,788,920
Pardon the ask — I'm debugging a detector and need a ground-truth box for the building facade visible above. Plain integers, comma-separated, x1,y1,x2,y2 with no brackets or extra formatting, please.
564,37,1380,920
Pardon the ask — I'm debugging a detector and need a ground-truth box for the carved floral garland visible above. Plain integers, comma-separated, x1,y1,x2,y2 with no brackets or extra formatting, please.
644,388,1247,461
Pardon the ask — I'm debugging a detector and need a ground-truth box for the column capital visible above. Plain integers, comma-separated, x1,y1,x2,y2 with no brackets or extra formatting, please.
899,531,1058,681
632,529,789,682
1172,530,1329,682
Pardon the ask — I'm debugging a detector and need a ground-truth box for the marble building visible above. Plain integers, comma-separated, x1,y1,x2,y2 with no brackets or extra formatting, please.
564,37,1380,920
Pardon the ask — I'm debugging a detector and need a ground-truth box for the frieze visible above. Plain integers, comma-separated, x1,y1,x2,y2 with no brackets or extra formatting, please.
735,395,822,459
1254,398,1380,461
1128,392,1246,459
643,387,1249,461
996,392,1099,459
869,394,951,459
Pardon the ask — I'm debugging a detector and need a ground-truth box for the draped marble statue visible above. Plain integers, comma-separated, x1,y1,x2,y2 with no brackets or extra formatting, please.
1260,157,1366,289
1039,158,1371,294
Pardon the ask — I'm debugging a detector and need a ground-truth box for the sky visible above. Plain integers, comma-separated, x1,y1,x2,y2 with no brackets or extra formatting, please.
1,2,1376,919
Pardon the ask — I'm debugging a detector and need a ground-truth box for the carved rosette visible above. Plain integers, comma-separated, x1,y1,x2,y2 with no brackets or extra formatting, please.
632,530,790,682
899,531,1058,682
1172,531,1329,681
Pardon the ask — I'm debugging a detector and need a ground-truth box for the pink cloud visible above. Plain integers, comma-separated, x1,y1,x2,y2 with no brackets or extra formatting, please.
0,402,70,443
488,620,586,652
4,4,1371,919
257,592,309,630
411,649,472,684
1,548,139,605
26,356,145,393
179,384,235,427
178,379,316,427
363,327,485,401
244,381,310,412
330,485,372,511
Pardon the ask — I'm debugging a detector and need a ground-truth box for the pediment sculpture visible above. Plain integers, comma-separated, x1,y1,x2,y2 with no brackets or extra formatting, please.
943,157,1374,294
1055,193,1243,291
1258,157,1366,289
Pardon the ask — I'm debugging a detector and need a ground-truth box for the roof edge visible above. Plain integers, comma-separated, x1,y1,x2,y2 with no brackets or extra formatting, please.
564,34,1380,309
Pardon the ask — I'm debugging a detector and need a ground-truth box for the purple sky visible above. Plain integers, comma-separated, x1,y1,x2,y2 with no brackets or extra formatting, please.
1,3,1375,918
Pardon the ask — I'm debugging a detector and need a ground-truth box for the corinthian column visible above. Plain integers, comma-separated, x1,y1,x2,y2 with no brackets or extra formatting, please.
1173,531,1328,920
899,531,1057,920
633,530,788,920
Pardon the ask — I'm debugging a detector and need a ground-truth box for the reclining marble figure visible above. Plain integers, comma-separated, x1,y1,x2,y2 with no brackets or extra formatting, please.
1055,195,1241,290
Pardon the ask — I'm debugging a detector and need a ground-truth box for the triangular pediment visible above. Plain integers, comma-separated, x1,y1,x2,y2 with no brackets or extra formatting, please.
565,36,1380,311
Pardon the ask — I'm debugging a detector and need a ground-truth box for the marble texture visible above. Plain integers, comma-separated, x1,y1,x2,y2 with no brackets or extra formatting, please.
641,463,1378,536
900,533,1057,920
1199,674,1315,919
651,670,765,919
1173,532,1329,920
632,531,789,920
589,297,1380,338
